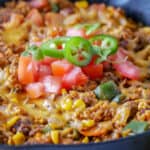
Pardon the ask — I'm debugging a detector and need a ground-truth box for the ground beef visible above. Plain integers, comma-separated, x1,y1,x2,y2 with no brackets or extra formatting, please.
78,101,116,122
11,117,32,136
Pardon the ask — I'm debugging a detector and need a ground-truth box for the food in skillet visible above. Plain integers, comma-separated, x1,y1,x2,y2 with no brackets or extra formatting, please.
0,0,150,145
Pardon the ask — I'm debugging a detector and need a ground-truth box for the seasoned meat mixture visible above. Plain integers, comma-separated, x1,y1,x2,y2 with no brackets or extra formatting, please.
0,0,150,145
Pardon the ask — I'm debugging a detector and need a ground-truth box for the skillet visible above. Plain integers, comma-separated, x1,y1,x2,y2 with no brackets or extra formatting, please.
0,0,150,149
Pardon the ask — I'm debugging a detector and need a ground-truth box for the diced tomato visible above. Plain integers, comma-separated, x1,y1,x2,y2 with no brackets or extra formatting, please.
40,57,57,65
110,48,128,61
29,0,48,9
51,60,73,76
26,82,44,98
27,9,43,26
113,61,141,80
82,56,103,79
37,64,51,80
18,56,37,84
41,76,62,94
66,28,86,37
62,67,88,90
112,48,141,80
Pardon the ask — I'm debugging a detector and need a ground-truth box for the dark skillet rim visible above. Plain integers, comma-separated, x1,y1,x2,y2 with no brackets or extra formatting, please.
1,130,150,148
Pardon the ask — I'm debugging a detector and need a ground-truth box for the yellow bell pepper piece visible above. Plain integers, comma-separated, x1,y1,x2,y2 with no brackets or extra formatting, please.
12,132,25,145
51,130,59,144
73,99,86,109
61,99,73,111
75,1,88,9
6,116,20,129
82,136,89,143
82,119,95,128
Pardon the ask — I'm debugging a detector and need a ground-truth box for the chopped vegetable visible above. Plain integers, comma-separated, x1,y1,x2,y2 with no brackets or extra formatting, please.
62,67,88,90
82,56,103,79
75,1,88,9
82,119,95,128
51,60,73,76
112,48,141,80
36,63,51,80
6,116,20,129
12,132,25,145
22,45,43,60
40,37,69,58
73,99,86,109
26,82,44,98
82,137,89,143
124,120,149,134
64,36,93,66
94,80,119,100
42,125,51,134
51,3,60,12
40,57,57,65
41,76,62,94
114,61,141,80
18,56,37,84
51,130,59,144
90,34,118,63
112,94,125,103
61,98,73,111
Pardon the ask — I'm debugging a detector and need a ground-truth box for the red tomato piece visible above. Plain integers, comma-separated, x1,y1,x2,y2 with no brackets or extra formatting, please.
29,0,48,9
62,67,88,90
112,48,141,80
26,82,44,98
66,28,86,37
18,56,37,84
110,48,128,61
113,61,141,80
51,60,73,76
82,56,103,79
37,64,51,80
41,76,62,94
40,57,57,65
27,9,44,26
